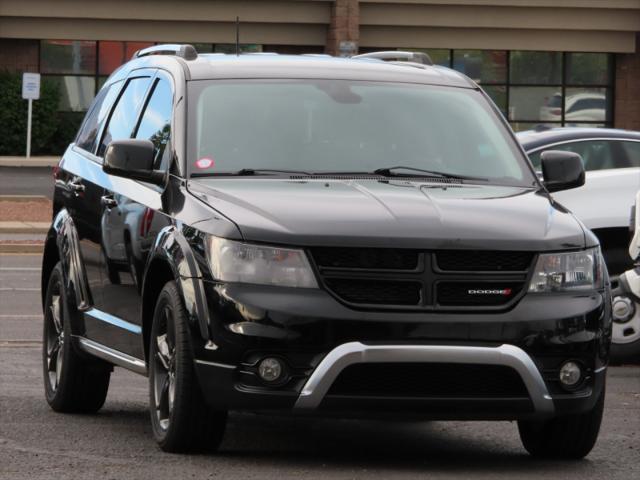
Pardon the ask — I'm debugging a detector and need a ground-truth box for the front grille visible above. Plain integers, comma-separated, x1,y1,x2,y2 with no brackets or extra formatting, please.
324,279,421,305
309,247,533,310
435,250,534,272
437,282,525,306
327,363,529,398
312,247,419,270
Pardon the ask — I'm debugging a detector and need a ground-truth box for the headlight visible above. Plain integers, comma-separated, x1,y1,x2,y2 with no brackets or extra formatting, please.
528,247,603,293
206,237,318,288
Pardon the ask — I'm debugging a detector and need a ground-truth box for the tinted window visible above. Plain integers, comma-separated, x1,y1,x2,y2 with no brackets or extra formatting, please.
75,82,121,154
134,78,173,170
529,140,619,171
620,141,640,168
98,76,152,157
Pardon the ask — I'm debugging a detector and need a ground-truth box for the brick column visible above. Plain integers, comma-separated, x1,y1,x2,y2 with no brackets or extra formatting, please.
615,34,640,130
325,0,359,57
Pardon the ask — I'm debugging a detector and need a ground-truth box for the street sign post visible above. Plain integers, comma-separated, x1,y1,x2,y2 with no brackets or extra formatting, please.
22,72,41,159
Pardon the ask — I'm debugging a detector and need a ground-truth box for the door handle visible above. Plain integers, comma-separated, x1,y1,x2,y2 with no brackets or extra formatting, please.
101,195,117,209
68,179,85,195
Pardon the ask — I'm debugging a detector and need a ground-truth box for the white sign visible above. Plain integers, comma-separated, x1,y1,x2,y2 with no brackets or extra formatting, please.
22,72,41,100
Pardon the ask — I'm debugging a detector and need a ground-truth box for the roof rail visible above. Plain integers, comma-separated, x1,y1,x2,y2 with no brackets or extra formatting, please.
133,44,198,61
352,51,433,66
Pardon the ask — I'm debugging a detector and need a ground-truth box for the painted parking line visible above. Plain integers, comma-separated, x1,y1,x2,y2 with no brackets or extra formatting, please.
0,288,40,291
0,267,41,271
0,340,41,347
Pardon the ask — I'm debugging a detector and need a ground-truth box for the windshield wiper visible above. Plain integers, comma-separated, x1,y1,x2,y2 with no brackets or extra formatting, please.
191,168,313,177
373,165,488,181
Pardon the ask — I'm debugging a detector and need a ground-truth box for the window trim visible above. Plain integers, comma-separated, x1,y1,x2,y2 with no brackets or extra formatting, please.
132,71,176,172
525,137,640,172
95,69,157,162
525,137,640,156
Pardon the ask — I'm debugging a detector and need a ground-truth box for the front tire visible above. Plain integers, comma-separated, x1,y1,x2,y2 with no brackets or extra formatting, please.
148,281,227,453
43,262,111,413
517,388,605,459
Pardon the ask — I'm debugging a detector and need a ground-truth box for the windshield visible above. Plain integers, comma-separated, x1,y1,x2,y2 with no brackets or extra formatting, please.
187,79,535,185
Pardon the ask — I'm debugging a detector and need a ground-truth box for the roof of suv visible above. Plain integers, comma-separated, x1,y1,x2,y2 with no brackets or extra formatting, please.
174,53,477,89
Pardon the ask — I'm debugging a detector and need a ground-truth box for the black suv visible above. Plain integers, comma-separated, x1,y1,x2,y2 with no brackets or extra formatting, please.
41,45,611,457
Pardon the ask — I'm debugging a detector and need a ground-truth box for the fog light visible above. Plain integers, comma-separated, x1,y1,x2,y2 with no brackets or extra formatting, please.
258,357,283,383
559,361,582,388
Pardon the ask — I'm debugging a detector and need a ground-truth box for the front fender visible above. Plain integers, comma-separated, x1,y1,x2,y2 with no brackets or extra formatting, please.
42,209,92,336
142,225,210,340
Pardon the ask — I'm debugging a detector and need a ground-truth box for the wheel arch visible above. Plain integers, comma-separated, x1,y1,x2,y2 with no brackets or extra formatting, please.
140,226,211,362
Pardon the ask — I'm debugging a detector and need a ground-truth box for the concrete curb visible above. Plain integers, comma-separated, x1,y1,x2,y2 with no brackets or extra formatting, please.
0,195,50,202
0,222,49,234
0,243,44,254
0,156,59,167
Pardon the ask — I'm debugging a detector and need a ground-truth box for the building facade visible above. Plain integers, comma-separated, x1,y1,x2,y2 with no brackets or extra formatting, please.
2,0,640,134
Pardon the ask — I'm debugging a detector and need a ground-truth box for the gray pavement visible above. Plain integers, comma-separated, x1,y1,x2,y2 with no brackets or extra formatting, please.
1,253,639,479
0,167,54,199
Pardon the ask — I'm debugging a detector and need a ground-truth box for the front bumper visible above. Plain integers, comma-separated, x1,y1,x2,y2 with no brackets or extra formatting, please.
192,282,611,420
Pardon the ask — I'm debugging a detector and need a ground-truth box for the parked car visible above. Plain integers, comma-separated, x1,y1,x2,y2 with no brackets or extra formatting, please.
517,127,640,276
41,45,610,458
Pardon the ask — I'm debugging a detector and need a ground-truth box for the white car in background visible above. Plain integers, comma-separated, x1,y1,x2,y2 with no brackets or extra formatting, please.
518,127,640,360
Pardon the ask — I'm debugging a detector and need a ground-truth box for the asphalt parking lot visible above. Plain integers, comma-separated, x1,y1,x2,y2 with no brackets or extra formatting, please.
1,252,639,480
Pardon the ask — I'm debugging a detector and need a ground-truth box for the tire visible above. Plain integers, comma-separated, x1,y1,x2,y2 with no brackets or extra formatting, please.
148,281,227,453
517,387,605,459
611,341,640,364
610,282,640,363
43,262,111,413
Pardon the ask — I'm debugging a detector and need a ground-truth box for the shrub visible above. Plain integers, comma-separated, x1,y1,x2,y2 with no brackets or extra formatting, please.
0,71,61,155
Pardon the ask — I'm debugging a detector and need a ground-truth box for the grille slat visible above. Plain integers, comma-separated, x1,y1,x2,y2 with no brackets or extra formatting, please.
324,279,421,306
327,363,530,398
435,250,533,272
312,248,420,271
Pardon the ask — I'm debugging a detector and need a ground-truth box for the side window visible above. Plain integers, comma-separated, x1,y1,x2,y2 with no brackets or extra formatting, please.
97,76,153,157
134,78,173,170
530,140,616,172
620,141,640,168
75,82,121,154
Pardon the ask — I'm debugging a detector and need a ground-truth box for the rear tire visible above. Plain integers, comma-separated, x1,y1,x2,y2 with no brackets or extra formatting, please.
148,281,227,453
517,388,605,459
43,262,111,413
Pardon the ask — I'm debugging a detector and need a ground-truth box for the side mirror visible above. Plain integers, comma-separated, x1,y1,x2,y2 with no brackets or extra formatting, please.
629,191,640,260
103,139,165,185
540,150,585,193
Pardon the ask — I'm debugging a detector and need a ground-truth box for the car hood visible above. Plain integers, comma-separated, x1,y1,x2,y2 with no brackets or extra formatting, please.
188,178,586,250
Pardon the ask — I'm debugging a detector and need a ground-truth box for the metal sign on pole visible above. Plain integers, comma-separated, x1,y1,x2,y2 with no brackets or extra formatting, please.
22,72,41,159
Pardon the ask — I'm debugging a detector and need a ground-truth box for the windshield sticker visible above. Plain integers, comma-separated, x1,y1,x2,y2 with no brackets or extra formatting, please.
196,157,214,169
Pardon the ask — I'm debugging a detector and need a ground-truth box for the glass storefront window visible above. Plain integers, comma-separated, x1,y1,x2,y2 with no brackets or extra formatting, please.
509,86,561,122
407,48,450,67
41,40,96,75
99,41,153,75
453,50,506,84
482,85,507,116
44,76,96,111
214,44,262,54
191,43,214,53
564,87,611,123
510,51,562,85
510,122,559,133
566,53,611,85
